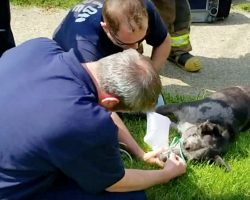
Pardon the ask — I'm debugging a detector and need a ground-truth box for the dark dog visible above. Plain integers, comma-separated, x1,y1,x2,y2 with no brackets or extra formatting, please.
156,86,250,166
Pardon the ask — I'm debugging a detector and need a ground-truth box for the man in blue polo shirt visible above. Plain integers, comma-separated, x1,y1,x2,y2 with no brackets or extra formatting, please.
0,38,186,199
53,0,170,73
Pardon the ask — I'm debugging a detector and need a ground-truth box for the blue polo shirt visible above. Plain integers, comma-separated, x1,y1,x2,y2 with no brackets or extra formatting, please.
0,38,124,199
53,0,168,62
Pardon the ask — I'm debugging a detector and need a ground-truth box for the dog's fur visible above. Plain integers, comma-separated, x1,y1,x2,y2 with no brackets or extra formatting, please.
156,86,250,162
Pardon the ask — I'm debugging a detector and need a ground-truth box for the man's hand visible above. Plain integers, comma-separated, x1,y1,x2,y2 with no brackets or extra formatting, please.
162,152,187,179
143,148,166,167
107,152,186,192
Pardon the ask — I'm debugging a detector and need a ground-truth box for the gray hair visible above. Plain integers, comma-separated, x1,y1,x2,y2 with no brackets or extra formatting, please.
96,49,162,112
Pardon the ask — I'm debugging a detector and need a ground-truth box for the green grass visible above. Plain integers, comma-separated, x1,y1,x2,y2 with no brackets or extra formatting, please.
232,2,250,13
10,0,80,8
123,92,250,200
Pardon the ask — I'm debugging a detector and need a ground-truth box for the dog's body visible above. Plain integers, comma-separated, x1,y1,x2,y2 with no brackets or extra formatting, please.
156,86,250,161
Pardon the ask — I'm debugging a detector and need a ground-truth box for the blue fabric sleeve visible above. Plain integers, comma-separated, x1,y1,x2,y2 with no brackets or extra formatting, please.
73,39,101,63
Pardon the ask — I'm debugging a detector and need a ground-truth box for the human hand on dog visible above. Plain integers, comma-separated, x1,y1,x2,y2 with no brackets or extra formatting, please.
143,148,166,167
162,152,187,180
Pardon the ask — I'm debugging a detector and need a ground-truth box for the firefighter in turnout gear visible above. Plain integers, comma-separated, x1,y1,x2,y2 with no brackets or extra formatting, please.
152,0,201,72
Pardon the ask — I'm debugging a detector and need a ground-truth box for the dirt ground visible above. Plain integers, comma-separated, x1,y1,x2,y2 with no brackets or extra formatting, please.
10,3,250,97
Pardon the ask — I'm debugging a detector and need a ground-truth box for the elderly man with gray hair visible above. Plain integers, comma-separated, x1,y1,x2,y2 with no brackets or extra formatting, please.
0,38,186,199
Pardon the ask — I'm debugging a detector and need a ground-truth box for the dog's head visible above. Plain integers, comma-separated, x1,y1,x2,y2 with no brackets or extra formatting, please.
177,120,231,161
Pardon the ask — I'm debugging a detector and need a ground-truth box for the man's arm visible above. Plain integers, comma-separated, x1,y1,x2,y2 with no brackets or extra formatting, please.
151,34,171,72
106,153,186,192
111,112,144,159
111,112,165,166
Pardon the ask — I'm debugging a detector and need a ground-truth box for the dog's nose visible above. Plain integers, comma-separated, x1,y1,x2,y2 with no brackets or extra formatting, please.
183,141,191,151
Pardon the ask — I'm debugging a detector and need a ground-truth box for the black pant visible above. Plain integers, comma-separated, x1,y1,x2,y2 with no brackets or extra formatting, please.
0,0,15,57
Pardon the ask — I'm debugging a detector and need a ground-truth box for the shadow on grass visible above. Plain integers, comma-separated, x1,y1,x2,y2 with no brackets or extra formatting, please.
204,194,250,200
146,167,207,200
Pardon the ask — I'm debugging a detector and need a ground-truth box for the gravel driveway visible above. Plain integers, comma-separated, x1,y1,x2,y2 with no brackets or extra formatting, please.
10,4,250,96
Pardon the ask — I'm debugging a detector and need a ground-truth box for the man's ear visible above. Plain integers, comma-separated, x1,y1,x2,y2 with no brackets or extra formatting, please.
100,21,108,32
100,97,119,109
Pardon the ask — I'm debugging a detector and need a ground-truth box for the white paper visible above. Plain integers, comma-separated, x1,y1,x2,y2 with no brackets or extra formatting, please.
144,112,171,151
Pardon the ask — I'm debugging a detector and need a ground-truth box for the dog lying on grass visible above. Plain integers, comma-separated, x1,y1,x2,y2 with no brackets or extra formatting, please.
156,86,250,170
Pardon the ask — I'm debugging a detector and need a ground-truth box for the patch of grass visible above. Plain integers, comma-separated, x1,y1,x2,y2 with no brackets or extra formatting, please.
232,2,250,12
123,92,250,200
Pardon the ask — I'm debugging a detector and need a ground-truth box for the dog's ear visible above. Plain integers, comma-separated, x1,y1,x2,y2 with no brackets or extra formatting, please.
200,121,233,142
199,120,228,138
200,120,213,130
199,120,218,135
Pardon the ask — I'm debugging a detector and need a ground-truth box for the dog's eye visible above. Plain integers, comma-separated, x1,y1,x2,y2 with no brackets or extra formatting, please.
185,146,191,151
192,133,199,137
